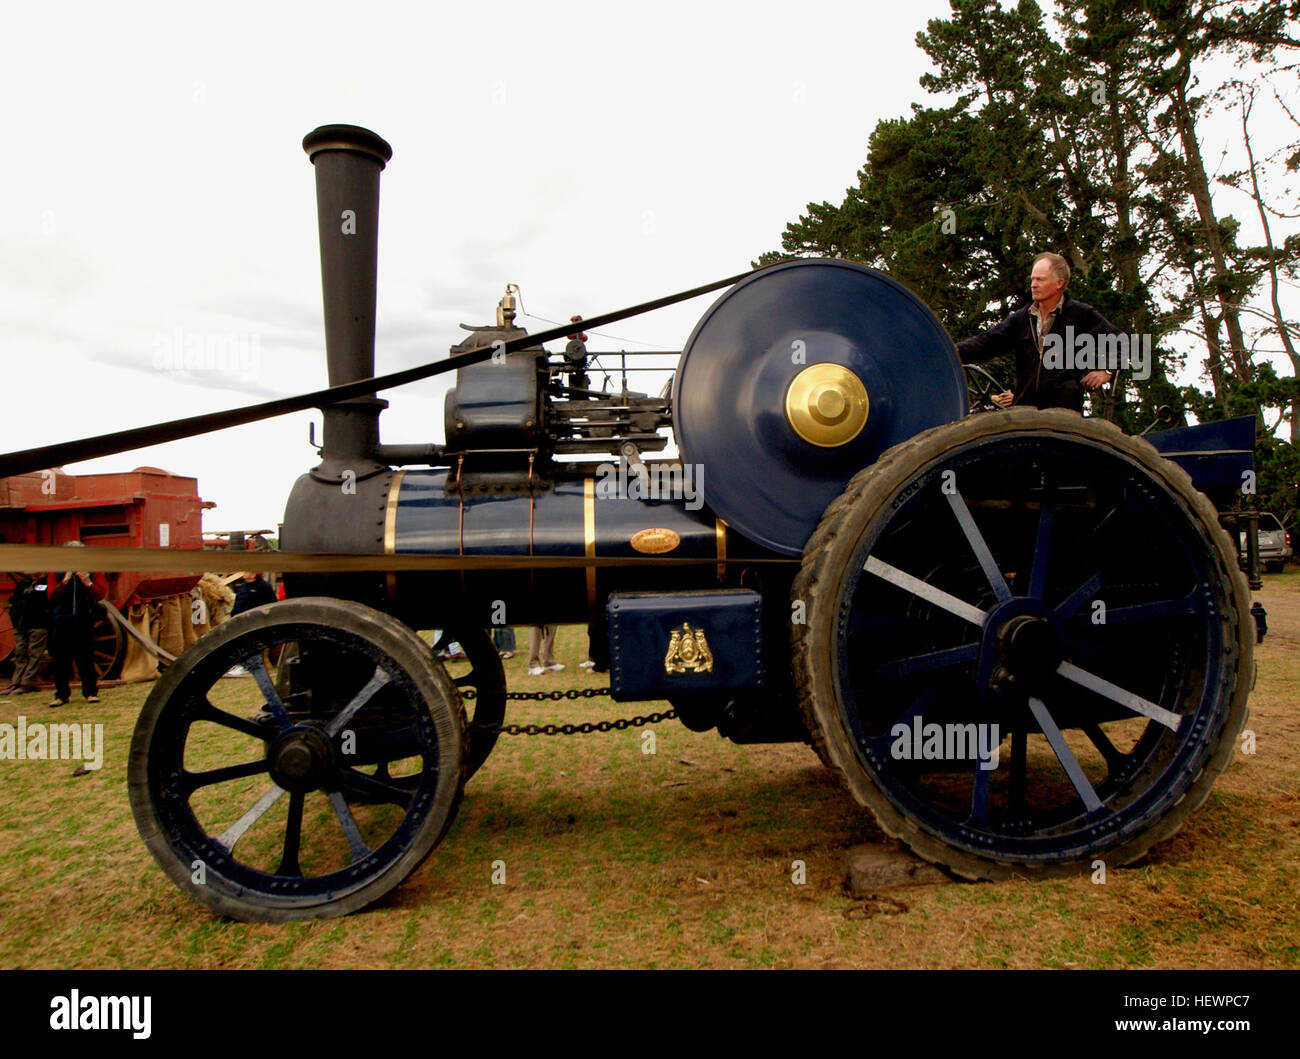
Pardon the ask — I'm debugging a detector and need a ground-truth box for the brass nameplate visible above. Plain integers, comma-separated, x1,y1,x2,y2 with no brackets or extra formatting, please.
631,528,681,554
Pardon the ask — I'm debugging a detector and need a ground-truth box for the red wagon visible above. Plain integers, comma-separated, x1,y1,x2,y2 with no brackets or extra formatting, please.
0,466,211,680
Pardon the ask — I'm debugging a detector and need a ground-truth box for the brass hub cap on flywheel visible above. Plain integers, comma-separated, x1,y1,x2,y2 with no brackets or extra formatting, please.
785,363,869,447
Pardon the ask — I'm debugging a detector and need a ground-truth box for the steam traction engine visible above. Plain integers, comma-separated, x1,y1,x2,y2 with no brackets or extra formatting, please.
126,127,1252,921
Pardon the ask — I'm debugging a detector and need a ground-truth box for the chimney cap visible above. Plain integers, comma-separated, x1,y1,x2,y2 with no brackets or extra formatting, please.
302,125,393,167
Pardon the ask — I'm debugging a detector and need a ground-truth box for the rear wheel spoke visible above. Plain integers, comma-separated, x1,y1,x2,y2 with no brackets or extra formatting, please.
967,760,991,826
1055,571,1105,622
1102,593,1201,624
1056,660,1183,731
1082,722,1131,776
867,686,941,753
863,556,987,626
1027,503,1055,600
1027,696,1103,816
873,643,978,679
1008,728,1028,817
946,489,1013,604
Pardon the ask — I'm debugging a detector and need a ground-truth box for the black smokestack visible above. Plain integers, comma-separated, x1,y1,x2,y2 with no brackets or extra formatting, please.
302,124,393,481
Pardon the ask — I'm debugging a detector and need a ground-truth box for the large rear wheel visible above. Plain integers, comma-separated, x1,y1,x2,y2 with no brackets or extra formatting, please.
793,409,1252,879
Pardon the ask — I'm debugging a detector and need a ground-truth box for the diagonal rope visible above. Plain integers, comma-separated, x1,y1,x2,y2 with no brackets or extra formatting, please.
0,266,764,478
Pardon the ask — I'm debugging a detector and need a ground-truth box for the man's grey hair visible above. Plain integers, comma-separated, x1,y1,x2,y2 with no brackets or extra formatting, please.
1032,252,1070,286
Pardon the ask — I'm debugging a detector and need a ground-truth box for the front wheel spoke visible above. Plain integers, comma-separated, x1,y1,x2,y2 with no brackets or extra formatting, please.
277,791,304,877
214,784,285,852
327,791,372,862
196,699,276,741
184,758,269,793
245,654,292,729
338,767,414,809
863,556,987,627
1027,696,1104,816
945,489,1013,604
1056,660,1183,731
873,643,979,679
325,665,393,737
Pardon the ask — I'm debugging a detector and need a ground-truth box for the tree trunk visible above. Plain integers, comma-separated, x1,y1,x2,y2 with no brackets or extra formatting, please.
1171,66,1253,383
1239,87,1300,441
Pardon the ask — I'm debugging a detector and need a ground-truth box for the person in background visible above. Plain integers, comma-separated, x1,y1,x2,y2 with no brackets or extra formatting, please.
580,616,607,672
222,573,280,679
492,626,516,659
4,572,50,695
230,572,277,617
48,544,107,707
527,625,563,676
431,631,463,661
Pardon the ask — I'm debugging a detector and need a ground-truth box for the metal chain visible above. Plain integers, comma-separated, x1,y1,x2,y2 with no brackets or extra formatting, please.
471,710,677,737
459,684,676,736
459,686,614,701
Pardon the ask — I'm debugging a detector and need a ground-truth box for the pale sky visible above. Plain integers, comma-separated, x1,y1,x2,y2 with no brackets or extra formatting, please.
3,1,1294,532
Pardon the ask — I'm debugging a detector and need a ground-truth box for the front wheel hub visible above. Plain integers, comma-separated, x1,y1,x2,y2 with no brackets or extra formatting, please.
268,725,335,793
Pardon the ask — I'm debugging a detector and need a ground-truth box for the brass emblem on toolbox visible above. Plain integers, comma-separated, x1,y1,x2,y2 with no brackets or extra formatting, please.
664,622,714,674
631,527,681,554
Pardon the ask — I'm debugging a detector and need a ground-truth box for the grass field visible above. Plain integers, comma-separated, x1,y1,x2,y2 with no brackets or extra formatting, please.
2,573,1297,969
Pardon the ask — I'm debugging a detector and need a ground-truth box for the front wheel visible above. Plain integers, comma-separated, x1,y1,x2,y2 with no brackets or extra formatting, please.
129,598,466,921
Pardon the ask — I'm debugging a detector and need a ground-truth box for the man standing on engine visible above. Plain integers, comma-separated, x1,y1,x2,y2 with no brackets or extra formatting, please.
956,252,1120,413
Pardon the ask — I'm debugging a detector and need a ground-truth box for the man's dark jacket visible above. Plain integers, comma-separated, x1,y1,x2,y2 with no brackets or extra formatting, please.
9,575,50,631
231,576,277,617
48,571,107,624
956,295,1122,412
